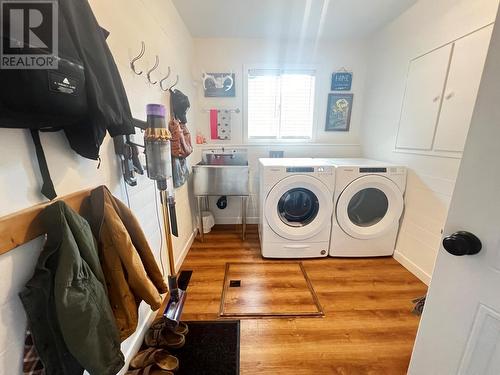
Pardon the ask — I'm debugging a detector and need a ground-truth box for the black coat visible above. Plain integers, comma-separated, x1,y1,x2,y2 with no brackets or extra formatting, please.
60,0,135,160
0,0,134,160
0,0,134,199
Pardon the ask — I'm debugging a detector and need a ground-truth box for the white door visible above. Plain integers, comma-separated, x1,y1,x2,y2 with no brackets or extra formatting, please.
433,25,493,152
336,175,404,240
265,175,333,241
409,10,500,375
396,44,452,150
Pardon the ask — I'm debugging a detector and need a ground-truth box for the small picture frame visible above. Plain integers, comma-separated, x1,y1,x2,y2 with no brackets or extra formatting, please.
331,71,352,91
325,93,353,132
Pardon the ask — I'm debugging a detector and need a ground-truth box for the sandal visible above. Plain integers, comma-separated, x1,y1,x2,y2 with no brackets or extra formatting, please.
145,325,185,349
126,364,174,375
175,322,188,336
130,348,179,371
151,318,189,336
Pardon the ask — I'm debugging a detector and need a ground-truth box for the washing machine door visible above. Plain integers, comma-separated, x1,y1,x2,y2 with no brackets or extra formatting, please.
336,175,404,240
265,175,333,241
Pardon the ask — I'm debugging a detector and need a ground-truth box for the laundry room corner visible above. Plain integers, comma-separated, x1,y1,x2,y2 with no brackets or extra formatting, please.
359,0,499,284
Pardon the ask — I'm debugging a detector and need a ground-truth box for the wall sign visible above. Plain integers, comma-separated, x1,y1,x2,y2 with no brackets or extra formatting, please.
203,72,235,97
325,93,353,132
331,71,352,91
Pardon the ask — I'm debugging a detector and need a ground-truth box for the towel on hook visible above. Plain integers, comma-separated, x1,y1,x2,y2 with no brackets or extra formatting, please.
210,109,218,140
209,109,232,140
217,110,231,140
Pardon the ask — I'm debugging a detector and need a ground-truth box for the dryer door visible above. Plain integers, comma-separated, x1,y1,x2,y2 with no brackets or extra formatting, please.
265,175,333,241
336,175,404,240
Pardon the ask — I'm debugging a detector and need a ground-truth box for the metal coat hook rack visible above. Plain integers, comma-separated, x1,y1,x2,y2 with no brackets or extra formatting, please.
146,55,160,84
168,74,179,91
130,42,179,90
159,66,172,91
130,41,145,75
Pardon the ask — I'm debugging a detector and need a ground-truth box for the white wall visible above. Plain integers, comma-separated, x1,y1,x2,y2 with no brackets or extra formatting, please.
0,0,197,373
192,37,367,223
361,0,499,284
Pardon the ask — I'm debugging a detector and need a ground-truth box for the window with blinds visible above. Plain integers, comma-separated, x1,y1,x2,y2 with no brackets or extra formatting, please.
247,68,315,140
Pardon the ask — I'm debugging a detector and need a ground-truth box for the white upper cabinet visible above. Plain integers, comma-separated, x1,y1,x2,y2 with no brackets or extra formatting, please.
396,45,452,150
396,25,493,155
433,25,493,152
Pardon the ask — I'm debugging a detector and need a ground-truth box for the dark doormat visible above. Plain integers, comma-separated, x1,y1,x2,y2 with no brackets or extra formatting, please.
170,320,240,375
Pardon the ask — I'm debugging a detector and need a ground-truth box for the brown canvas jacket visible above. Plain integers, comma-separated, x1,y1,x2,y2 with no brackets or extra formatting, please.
87,186,168,340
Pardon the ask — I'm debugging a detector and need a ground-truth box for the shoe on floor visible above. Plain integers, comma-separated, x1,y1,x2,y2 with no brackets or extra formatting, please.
145,325,185,349
151,318,189,336
130,347,179,372
126,364,174,375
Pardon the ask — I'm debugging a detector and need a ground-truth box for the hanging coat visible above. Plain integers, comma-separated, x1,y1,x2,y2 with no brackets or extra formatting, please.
59,0,135,159
0,0,135,199
87,186,168,340
19,201,124,375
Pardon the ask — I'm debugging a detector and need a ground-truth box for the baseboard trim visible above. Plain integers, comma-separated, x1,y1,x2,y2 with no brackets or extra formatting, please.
214,216,259,225
175,228,197,273
393,250,431,285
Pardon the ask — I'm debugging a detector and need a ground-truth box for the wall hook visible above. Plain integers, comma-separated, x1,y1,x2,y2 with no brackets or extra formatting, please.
130,41,145,75
168,74,179,91
159,66,172,91
146,55,160,84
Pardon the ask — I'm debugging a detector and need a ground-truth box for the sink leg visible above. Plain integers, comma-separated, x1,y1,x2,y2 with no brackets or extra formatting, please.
197,196,204,242
241,196,247,241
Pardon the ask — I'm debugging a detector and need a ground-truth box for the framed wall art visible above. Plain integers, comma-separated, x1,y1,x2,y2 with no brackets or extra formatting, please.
331,71,352,91
325,93,353,132
202,72,236,97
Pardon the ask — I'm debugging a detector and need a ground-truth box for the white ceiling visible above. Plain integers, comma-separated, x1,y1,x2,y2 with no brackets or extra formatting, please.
172,0,418,40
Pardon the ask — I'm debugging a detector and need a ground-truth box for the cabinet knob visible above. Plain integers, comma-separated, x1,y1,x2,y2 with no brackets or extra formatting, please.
432,95,441,103
445,92,455,100
442,231,482,256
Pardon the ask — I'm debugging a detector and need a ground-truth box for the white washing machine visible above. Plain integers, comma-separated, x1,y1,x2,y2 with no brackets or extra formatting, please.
259,158,334,258
328,159,406,257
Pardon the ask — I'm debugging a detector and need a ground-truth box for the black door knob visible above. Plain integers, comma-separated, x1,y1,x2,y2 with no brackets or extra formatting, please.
442,231,482,256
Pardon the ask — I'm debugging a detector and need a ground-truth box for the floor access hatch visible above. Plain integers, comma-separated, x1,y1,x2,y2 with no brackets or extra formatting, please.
220,262,324,318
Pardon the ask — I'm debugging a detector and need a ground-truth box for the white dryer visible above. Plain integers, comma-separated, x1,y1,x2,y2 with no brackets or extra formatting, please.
328,159,406,257
259,159,334,258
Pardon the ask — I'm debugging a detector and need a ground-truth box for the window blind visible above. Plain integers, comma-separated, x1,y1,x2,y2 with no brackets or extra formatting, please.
247,69,315,140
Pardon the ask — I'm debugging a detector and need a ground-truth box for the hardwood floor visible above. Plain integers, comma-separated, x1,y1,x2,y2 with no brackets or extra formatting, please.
180,225,427,375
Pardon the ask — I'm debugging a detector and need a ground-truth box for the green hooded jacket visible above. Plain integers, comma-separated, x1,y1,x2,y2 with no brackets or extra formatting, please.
19,201,124,375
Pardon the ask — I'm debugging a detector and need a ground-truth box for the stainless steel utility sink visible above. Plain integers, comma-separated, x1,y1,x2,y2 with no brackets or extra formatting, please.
192,149,249,196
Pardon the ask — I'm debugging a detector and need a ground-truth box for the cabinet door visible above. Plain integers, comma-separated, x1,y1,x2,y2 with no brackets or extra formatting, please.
396,45,452,150
433,26,493,152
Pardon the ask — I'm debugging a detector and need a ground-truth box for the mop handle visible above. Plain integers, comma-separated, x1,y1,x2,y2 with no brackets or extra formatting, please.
160,189,176,279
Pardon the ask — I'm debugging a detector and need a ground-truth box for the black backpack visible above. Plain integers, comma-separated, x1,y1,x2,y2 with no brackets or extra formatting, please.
0,0,134,199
